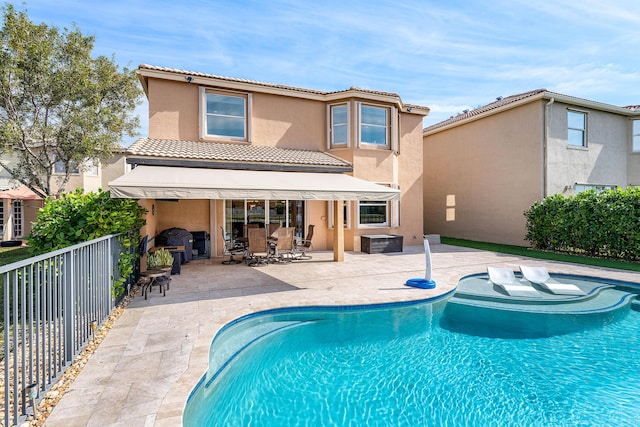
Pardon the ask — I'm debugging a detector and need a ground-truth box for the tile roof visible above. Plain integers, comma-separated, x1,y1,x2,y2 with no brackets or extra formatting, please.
138,64,401,99
127,138,352,169
423,89,548,133
424,89,640,134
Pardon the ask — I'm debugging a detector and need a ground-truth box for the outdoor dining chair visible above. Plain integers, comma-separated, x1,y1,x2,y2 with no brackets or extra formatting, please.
220,226,244,265
274,227,295,262
293,224,314,260
247,227,269,266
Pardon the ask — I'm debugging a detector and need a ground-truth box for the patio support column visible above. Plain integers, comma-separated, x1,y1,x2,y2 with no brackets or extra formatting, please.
333,200,344,262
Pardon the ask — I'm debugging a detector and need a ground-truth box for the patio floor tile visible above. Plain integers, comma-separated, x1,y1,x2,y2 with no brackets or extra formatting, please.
43,244,640,426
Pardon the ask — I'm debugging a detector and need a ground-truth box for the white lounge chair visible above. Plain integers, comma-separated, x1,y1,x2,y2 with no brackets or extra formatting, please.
486,266,542,297
519,266,587,296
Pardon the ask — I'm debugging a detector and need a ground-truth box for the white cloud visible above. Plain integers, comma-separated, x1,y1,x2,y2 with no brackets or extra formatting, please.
18,0,640,134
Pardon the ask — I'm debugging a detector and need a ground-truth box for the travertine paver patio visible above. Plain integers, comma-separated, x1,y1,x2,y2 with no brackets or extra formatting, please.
44,243,640,426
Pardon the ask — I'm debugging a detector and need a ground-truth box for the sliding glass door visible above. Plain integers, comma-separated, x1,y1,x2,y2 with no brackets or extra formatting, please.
224,199,305,239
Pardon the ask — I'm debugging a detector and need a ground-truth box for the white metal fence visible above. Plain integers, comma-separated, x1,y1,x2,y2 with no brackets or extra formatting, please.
0,234,132,426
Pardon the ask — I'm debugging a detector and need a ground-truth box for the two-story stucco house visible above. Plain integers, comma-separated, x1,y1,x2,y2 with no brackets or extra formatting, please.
423,89,640,246
110,65,429,260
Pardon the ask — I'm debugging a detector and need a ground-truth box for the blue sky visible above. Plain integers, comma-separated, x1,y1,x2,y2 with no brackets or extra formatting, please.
18,0,640,145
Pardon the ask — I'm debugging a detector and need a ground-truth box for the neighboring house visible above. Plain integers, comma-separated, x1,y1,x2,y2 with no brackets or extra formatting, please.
61,150,130,193
109,64,429,260
423,89,640,246
1,154,42,241
0,152,128,241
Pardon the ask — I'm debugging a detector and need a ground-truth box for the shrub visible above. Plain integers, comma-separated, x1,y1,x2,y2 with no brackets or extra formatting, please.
525,187,640,261
29,188,146,252
28,188,147,296
147,248,174,269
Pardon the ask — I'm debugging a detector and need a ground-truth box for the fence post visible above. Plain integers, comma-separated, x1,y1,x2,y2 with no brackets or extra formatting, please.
64,250,75,363
109,236,115,309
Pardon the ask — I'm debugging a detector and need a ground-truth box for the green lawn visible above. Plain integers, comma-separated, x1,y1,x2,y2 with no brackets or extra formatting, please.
441,237,640,272
0,246,32,267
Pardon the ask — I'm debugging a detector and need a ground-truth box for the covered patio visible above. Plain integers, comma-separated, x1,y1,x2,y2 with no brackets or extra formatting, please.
109,165,401,261
43,243,640,426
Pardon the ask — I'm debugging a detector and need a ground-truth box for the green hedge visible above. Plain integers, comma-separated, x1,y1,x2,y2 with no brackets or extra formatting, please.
524,187,640,261
28,189,147,297
29,188,146,253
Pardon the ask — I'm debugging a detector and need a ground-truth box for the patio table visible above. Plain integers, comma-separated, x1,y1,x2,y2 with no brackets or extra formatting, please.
140,268,171,299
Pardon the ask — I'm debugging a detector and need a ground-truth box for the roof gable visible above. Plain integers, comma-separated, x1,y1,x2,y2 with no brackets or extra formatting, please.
137,64,430,116
424,89,640,134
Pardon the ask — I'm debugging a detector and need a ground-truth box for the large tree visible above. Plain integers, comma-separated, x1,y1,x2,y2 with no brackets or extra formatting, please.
0,4,141,198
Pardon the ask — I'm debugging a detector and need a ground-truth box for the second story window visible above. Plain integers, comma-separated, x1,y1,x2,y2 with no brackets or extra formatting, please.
633,119,640,152
567,110,587,147
53,158,79,175
85,158,99,176
202,89,249,140
330,104,349,146
360,105,388,146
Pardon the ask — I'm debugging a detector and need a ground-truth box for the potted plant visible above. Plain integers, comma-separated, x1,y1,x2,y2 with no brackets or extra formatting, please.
147,248,174,271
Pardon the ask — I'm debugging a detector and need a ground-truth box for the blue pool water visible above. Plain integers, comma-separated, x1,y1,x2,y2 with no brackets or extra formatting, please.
184,291,640,426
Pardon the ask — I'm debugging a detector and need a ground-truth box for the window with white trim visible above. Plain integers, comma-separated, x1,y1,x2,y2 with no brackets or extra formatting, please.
328,201,351,229
201,89,249,140
53,159,79,175
575,184,616,194
330,103,349,147
85,158,99,176
358,200,388,227
0,200,4,236
633,119,640,152
12,199,22,237
360,104,388,146
567,110,587,147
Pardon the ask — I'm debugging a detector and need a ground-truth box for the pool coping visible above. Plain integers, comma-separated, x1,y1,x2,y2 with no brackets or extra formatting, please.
42,244,640,426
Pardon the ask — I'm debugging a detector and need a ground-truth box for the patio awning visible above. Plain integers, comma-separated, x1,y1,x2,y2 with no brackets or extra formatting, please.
109,165,400,201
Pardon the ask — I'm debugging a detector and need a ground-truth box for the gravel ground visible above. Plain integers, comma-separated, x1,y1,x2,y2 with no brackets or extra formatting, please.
17,287,139,427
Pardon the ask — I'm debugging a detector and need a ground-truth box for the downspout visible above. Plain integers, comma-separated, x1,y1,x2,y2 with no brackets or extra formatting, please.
543,97,555,198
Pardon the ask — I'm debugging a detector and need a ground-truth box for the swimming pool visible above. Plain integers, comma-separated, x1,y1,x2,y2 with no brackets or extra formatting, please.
184,278,640,426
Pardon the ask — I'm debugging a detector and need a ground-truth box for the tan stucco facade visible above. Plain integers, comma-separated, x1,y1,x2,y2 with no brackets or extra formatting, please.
424,102,543,246
424,92,639,246
137,68,427,258
546,102,630,195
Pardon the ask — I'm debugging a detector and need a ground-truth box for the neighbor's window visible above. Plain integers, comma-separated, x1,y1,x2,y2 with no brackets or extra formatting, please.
12,199,22,237
53,158,79,175
358,200,388,226
575,184,616,194
360,104,388,146
633,120,640,152
330,104,349,146
85,158,99,176
0,200,4,235
204,91,248,139
567,110,587,147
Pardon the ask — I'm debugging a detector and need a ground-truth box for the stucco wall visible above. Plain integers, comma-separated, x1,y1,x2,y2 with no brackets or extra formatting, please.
547,103,629,194
101,153,128,190
629,153,640,186
147,78,328,148
154,199,210,235
145,76,426,256
148,79,199,140
423,102,544,246
252,93,326,149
